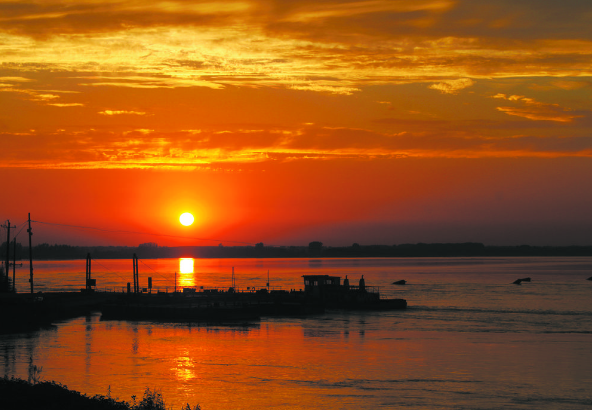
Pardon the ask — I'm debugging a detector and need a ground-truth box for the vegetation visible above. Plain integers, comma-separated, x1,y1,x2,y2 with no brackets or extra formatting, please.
0,377,200,410
3,241,592,260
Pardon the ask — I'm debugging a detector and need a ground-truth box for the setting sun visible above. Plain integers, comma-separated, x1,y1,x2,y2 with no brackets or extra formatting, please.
179,212,194,226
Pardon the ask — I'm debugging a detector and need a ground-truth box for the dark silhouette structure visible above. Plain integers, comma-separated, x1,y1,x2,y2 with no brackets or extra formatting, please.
10,242,592,260
302,274,405,310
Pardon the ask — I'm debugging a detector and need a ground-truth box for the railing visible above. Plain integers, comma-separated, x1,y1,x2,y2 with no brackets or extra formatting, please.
334,285,379,294
98,285,285,294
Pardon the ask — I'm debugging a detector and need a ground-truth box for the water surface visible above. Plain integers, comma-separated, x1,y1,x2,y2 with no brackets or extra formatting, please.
2,257,591,409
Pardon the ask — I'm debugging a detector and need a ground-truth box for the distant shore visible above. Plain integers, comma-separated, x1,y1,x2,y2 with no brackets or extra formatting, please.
2,242,592,260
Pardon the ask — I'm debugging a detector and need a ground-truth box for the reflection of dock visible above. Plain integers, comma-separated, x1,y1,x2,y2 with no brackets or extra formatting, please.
101,289,324,322
0,292,108,333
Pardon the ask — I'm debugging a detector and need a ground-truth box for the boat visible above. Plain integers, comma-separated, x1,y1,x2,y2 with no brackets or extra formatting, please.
101,274,407,323
302,274,407,310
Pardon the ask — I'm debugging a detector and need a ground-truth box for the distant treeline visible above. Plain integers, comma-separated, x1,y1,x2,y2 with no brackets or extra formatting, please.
2,241,592,260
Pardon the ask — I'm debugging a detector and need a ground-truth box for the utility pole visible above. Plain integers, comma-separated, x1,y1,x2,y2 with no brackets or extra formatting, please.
12,237,16,292
5,220,9,279
1,220,16,287
133,253,139,293
28,213,34,294
85,253,92,291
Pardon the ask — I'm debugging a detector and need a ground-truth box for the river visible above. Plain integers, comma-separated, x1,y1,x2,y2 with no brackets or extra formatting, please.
1,257,591,409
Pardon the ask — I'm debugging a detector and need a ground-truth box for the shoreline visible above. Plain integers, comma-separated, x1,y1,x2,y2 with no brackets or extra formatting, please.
4,243,592,261
0,377,200,410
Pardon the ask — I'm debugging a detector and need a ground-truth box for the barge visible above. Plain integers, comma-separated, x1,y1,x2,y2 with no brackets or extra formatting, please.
0,275,406,331
101,274,406,322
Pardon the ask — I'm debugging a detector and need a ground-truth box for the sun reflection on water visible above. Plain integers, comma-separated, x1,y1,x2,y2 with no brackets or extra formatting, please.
178,258,195,287
173,351,196,382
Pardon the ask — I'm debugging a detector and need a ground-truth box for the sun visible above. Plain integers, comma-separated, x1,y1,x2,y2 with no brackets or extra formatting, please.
179,212,194,226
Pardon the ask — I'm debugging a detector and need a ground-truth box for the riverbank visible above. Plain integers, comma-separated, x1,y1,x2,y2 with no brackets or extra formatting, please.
0,378,200,410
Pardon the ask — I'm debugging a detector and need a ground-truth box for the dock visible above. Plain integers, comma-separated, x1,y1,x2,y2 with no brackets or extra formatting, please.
0,274,406,332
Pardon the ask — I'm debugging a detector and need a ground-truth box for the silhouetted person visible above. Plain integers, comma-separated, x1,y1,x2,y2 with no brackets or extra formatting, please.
343,275,350,290
359,275,365,292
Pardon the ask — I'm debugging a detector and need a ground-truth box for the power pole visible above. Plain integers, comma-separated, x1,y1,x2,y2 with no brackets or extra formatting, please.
5,221,9,278
12,237,17,292
27,213,34,294
1,220,16,287
86,253,92,291
133,253,139,293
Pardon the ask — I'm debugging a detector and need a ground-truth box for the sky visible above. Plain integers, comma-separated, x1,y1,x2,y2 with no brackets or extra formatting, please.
1,0,592,247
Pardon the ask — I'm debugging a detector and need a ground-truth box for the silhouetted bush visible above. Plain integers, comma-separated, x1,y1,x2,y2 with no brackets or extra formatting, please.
0,377,200,410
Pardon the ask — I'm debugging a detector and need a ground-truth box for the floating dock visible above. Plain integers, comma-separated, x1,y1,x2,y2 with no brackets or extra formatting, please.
101,274,406,322
0,274,406,331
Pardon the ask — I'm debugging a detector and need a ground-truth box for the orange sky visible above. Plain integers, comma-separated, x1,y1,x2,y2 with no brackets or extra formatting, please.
1,0,592,246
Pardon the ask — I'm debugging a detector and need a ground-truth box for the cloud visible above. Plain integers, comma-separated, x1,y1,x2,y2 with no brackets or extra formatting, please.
48,103,84,107
530,80,592,91
429,78,475,94
1,125,591,170
0,76,34,83
0,86,81,105
1,0,591,96
99,110,147,116
289,84,360,95
0,0,590,174
493,94,584,122
76,75,225,90
281,0,455,22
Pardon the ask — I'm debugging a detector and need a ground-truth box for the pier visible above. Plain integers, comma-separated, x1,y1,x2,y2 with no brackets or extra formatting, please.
0,273,406,332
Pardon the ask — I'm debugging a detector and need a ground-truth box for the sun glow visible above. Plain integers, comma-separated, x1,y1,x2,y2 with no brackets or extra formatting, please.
179,212,194,226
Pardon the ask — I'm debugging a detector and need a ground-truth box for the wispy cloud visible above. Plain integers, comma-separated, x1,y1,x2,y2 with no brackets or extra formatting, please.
2,125,591,170
289,84,360,95
493,94,584,122
48,103,84,107
0,76,34,83
429,78,475,94
0,86,83,107
99,110,147,116
281,0,455,22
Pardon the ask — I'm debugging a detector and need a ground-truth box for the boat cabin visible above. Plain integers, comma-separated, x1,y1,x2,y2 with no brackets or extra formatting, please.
302,274,372,297
302,274,380,306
